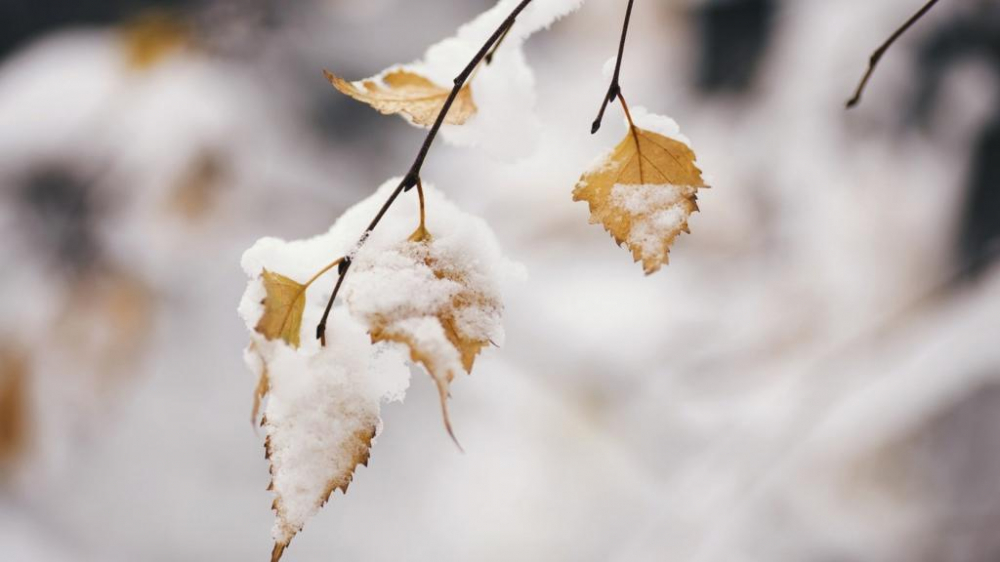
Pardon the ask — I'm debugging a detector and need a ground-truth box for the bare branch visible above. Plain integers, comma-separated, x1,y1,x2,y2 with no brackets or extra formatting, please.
846,0,942,109
316,0,537,343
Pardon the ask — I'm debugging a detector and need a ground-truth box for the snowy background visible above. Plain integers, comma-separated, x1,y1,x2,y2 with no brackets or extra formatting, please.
2,0,1000,560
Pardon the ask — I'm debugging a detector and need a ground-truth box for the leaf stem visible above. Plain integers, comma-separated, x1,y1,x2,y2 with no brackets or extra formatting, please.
618,90,636,129
303,256,344,289
408,178,430,242
846,0,941,109
315,0,538,344
592,0,636,134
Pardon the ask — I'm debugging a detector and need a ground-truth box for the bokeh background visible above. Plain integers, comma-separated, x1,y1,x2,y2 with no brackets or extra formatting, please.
2,0,999,560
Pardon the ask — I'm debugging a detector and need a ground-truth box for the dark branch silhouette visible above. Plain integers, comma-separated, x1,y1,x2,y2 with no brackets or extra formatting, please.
316,0,537,343
846,0,942,109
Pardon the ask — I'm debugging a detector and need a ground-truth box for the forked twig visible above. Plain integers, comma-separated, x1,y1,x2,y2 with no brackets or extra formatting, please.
315,0,537,343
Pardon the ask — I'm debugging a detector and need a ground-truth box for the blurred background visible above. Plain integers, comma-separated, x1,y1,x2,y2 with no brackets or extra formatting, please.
1,0,999,560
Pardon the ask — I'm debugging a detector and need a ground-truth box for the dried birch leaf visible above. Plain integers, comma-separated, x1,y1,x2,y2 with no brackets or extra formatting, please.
263,363,381,562
347,237,502,444
574,121,707,274
325,69,476,127
255,270,307,348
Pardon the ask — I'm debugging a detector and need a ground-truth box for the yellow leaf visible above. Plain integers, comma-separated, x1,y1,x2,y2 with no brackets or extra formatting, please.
0,344,28,468
325,68,477,127
266,423,377,562
255,270,307,348
573,125,707,274
121,11,189,70
364,242,495,446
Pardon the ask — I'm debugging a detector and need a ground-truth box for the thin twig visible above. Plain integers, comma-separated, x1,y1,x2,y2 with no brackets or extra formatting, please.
846,0,942,109
316,0,538,343
592,0,636,134
485,20,514,65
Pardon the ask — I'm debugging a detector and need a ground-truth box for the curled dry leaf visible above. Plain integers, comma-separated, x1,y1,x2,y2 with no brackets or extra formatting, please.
325,69,477,127
574,118,707,274
248,343,269,427
255,270,307,348
346,234,502,445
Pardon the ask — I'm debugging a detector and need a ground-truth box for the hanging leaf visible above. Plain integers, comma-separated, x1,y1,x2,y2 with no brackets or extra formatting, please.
325,69,476,127
574,119,707,274
254,270,307,348
262,353,383,562
346,232,503,445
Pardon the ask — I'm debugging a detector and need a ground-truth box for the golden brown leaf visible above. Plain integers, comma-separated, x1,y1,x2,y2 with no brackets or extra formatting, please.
573,125,707,274
265,395,380,561
364,242,495,445
325,69,476,127
255,270,307,348
121,11,189,70
0,344,28,468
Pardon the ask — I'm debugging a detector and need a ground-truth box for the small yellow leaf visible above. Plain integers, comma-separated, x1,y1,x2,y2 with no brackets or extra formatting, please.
573,125,707,274
325,69,477,126
255,270,307,348
121,11,189,70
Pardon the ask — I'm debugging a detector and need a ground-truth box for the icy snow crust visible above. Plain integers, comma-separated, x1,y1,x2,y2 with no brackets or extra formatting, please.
238,180,517,545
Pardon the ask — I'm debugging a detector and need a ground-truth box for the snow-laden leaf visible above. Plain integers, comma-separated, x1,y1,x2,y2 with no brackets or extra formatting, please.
321,0,585,160
254,270,307,348
325,69,476,127
238,179,512,558
254,316,386,562
574,109,707,274
347,235,502,444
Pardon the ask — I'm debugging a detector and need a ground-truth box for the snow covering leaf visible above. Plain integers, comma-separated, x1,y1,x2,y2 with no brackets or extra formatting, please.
349,237,500,444
574,112,707,274
251,320,389,562
320,0,585,159
254,270,307,348
239,180,510,560
325,69,476,127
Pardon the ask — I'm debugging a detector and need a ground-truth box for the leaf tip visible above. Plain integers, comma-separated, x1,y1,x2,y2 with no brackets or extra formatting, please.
271,542,287,562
